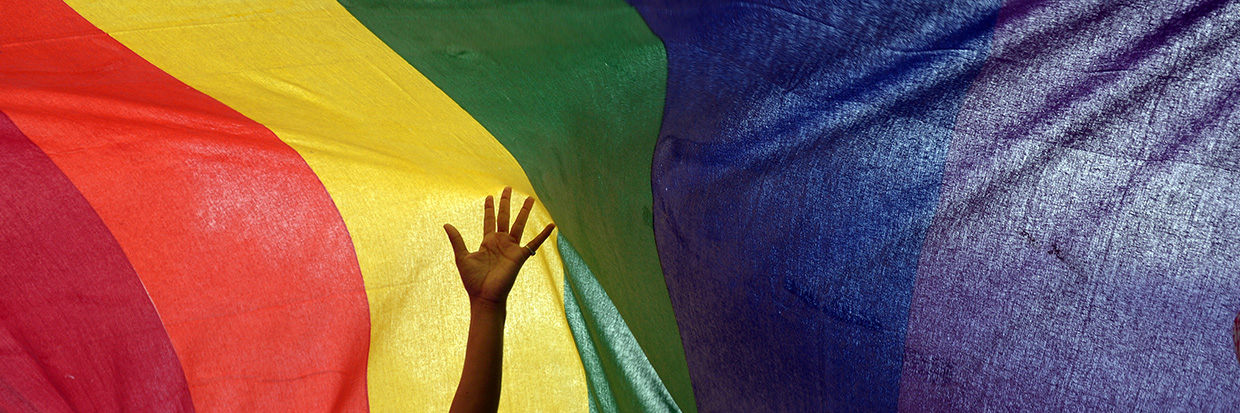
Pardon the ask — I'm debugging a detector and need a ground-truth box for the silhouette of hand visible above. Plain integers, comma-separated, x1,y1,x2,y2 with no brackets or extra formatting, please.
444,187,555,306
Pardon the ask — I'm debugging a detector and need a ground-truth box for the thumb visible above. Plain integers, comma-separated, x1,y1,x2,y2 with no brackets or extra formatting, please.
444,224,468,262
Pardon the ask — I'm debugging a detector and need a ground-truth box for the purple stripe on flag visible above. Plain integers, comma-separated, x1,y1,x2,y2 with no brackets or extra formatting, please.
901,0,1240,410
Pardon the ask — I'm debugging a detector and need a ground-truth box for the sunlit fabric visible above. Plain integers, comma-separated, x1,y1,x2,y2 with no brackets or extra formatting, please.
560,234,679,412
3,0,1239,411
333,2,695,408
64,0,585,410
0,112,193,411
1,1,371,410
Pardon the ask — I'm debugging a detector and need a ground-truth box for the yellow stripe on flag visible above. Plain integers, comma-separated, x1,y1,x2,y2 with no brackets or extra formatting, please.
64,1,587,410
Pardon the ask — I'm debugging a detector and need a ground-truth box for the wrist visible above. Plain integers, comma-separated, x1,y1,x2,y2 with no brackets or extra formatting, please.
470,296,507,316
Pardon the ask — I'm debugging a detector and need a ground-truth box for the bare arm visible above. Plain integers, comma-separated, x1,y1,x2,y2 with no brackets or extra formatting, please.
444,187,555,413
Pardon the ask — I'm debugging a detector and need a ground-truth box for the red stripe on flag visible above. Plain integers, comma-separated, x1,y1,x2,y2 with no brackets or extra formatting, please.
0,111,193,412
0,2,371,411
1233,312,1239,366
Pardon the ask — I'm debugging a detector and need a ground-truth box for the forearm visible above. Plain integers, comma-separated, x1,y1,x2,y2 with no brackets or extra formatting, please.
445,188,555,412
450,299,507,413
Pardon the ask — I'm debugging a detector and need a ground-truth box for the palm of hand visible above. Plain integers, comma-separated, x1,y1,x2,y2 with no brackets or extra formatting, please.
444,187,556,306
457,231,528,304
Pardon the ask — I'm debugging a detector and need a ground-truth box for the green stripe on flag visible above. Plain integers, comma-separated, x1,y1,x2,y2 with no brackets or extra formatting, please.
561,233,681,413
336,1,695,410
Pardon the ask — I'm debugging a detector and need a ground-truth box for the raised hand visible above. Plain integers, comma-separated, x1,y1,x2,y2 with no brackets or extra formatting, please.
444,187,555,306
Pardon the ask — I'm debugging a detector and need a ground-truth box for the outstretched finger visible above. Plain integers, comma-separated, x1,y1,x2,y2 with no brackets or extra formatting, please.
444,224,469,262
483,195,495,236
510,197,535,243
497,187,512,233
525,223,556,253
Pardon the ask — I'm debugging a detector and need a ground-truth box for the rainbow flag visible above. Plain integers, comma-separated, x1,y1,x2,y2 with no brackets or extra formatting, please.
2,0,1238,411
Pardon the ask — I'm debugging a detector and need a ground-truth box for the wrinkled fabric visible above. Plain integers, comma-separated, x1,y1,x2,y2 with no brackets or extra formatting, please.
4,0,1240,410
560,234,681,413
630,0,999,410
901,0,1240,409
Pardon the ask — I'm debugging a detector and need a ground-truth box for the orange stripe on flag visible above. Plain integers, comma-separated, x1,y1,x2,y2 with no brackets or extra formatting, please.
0,1,371,410
59,0,589,410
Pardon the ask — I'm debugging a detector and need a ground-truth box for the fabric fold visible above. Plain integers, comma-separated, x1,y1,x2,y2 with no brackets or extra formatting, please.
560,233,680,413
62,1,588,410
